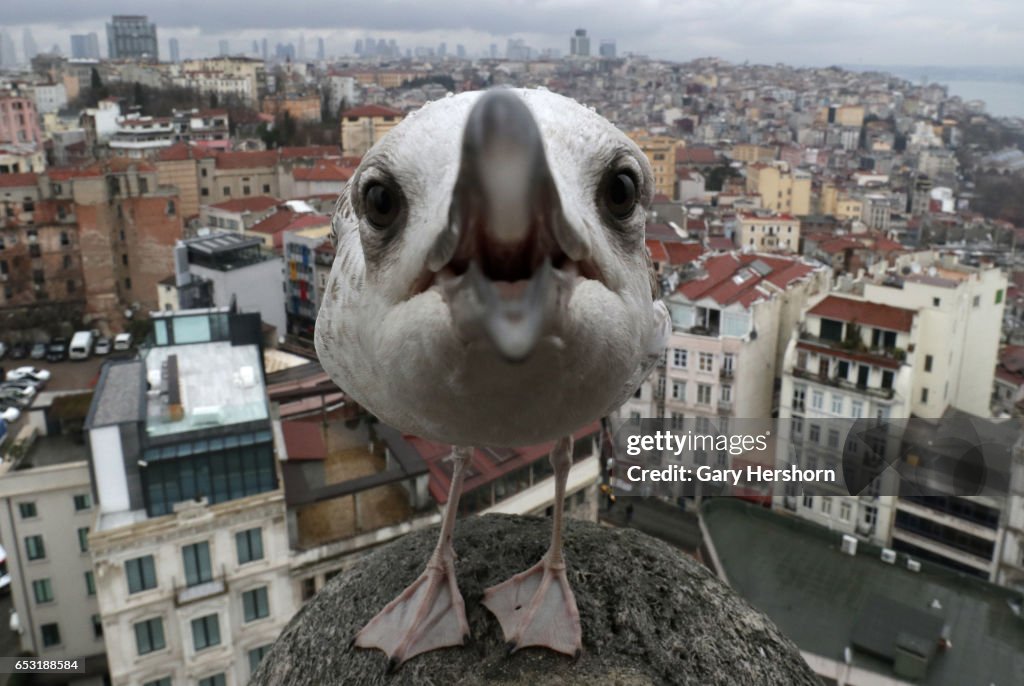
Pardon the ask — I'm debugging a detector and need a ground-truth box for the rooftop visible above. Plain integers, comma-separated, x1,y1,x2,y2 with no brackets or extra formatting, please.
678,252,819,308
207,196,280,214
704,499,1024,686
85,359,146,429
808,295,916,333
144,340,268,438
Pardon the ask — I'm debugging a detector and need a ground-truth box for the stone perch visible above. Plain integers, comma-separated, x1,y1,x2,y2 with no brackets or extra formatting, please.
252,514,819,686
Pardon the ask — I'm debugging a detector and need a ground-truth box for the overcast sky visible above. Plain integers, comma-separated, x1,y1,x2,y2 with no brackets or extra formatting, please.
2,0,1022,67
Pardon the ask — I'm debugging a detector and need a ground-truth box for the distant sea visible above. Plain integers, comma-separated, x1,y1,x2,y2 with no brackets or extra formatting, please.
844,65,1024,119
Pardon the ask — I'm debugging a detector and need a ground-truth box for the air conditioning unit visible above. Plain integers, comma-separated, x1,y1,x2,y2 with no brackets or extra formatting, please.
907,559,921,573
881,548,897,564
841,534,858,556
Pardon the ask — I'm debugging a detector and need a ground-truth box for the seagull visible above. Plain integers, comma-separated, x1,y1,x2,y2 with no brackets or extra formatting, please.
315,87,670,670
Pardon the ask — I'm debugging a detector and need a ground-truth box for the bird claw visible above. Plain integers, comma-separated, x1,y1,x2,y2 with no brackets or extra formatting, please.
354,552,469,671
482,557,582,658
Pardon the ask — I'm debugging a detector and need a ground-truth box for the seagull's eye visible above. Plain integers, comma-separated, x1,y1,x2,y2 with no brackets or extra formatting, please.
363,182,400,230
604,171,638,219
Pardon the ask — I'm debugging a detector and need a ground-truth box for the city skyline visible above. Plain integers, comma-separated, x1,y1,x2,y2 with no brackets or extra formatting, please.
0,0,1022,67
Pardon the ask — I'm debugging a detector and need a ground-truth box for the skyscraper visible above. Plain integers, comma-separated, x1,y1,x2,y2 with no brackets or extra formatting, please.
354,39,364,56
317,37,325,60
599,39,617,58
252,40,259,56
21,28,38,62
456,44,466,59
298,34,306,60
570,28,590,57
169,38,180,63
261,37,268,61
71,33,101,60
106,15,159,60
0,32,17,68
219,39,230,56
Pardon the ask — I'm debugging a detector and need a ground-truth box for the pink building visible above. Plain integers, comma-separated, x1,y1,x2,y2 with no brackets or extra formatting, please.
0,97,42,146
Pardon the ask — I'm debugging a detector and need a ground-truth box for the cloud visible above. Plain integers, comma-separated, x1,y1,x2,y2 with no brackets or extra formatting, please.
4,0,1023,66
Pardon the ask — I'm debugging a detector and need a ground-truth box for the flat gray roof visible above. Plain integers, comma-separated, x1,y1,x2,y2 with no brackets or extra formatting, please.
85,359,145,429
704,499,1024,686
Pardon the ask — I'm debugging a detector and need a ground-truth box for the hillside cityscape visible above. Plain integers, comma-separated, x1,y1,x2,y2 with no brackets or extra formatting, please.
0,13,1022,686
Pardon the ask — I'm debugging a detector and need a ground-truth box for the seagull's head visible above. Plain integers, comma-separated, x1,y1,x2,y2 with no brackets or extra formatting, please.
316,88,669,446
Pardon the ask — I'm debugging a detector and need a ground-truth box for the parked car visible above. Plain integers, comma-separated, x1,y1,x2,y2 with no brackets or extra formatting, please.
0,387,33,407
8,342,28,360
29,342,47,360
0,406,19,423
46,337,67,362
5,367,51,384
1,379,38,394
69,330,95,361
94,337,112,355
113,333,133,351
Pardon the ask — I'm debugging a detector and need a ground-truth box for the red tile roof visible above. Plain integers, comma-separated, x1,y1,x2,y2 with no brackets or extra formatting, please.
676,146,719,165
279,145,342,159
679,253,816,308
342,104,403,118
0,172,37,188
706,236,735,251
808,296,915,332
281,420,327,460
293,161,355,182
214,150,279,170
208,196,280,214
156,142,213,161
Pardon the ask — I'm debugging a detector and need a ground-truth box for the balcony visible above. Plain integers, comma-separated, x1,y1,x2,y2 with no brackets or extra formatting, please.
717,400,732,415
798,331,907,365
174,567,227,606
720,367,734,380
791,367,895,400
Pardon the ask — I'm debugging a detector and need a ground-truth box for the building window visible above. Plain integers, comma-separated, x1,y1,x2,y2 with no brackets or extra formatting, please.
222,186,231,196
135,617,166,655
41,623,61,648
243,185,251,196
821,497,833,515
91,614,103,639
122,253,128,266
672,380,686,401
697,383,712,405
720,385,732,403
85,571,95,596
192,613,221,651
722,353,734,374
851,400,863,418
143,679,171,686
827,429,840,450
183,542,213,587
78,527,89,552
33,578,54,604
166,200,175,215
242,586,270,622
201,188,209,196
808,424,820,443
932,297,940,307
802,494,813,509
124,277,132,290
792,386,806,413
301,577,316,601
198,674,226,686
25,535,45,561
831,395,843,415
921,388,929,403
672,348,688,368
839,501,852,521
670,412,684,430
73,493,92,511
262,184,271,193
864,505,878,526
811,390,824,410
249,644,272,674
699,352,714,372
18,502,37,519
924,355,933,372
996,289,1004,305
236,528,264,565
122,556,157,596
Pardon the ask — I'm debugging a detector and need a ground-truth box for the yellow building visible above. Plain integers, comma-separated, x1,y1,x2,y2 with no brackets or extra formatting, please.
816,104,865,128
340,105,404,156
745,162,811,216
835,196,864,222
737,213,801,252
626,131,678,199
731,143,776,163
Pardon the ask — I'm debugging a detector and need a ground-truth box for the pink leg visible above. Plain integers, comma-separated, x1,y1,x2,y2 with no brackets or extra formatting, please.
354,446,472,671
482,436,582,658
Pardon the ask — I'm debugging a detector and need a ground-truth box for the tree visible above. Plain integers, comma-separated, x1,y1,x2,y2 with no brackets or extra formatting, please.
90,67,103,91
132,81,147,111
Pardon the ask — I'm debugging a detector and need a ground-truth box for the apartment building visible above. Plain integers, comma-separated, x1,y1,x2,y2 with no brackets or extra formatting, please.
626,132,677,199
106,15,158,61
282,232,331,338
0,159,183,327
177,57,267,103
735,212,801,252
0,427,106,684
0,95,43,147
661,252,828,424
339,105,403,156
85,308,291,686
745,161,811,216
157,232,286,335
199,196,280,233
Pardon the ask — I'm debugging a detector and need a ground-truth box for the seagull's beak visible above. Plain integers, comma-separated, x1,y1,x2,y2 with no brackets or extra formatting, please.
432,89,571,363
